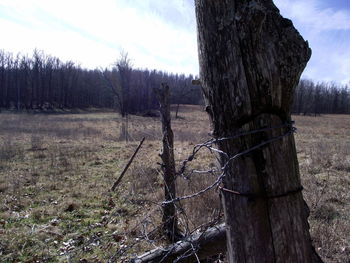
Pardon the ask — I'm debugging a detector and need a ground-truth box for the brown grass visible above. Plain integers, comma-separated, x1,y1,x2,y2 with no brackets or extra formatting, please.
293,115,350,263
0,107,349,262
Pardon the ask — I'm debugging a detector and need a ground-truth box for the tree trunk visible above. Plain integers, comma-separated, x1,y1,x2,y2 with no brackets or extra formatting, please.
119,115,130,142
154,83,182,242
195,0,323,262
175,103,180,119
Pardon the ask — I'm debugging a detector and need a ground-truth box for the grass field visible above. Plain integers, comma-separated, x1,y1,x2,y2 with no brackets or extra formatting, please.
0,106,349,263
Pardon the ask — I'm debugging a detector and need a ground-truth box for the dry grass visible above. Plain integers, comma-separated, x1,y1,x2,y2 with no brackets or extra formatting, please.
0,107,349,263
294,115,350,263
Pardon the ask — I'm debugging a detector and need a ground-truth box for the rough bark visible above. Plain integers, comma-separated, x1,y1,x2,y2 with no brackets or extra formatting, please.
154,83,182,242
130,223,226,263
195,0,323,262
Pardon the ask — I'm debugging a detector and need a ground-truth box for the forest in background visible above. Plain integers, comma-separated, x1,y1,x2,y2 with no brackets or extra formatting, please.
0,49,349,115
0,50,201,113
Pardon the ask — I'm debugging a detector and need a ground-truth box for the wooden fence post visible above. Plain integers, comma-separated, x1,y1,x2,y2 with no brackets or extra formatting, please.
154,83,182,242
195,0,323,262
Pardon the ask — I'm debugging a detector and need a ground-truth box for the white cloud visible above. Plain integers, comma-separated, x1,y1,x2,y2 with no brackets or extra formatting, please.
1,0,349,83
0,0,198,74
275,0,350,32
274,0,350,84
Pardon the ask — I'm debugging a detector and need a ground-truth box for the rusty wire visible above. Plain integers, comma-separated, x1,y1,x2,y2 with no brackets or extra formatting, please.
47,122,297,263
163,122,296,205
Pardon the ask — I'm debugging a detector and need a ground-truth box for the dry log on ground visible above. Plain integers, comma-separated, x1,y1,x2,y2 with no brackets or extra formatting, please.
130,223,226,263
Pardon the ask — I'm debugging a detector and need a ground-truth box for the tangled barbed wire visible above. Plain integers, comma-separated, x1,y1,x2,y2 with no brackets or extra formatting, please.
46,121,296,263
163,122,296,204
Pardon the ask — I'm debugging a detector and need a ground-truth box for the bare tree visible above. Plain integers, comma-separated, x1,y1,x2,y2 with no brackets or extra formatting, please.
195,0,323,262
174,84,195,119
101,51,132,116
101,51,133,141
116,51,132,114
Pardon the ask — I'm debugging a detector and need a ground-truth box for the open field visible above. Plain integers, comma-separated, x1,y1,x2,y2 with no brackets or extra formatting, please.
0,106,349,263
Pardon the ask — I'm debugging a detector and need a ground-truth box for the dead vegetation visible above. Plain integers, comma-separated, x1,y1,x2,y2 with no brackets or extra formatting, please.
0,106,349,263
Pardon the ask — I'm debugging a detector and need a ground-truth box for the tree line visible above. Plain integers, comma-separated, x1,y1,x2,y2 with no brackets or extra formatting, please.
0,49,349,115
293,79,350,115
0,49,202,113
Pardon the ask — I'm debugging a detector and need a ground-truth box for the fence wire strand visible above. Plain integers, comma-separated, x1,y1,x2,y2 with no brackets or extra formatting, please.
49,122,296,263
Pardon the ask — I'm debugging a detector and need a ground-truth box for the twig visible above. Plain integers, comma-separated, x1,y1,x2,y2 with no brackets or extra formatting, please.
111,137,145,191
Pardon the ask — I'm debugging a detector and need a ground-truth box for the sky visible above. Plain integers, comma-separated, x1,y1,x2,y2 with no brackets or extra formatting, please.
0,0,349,84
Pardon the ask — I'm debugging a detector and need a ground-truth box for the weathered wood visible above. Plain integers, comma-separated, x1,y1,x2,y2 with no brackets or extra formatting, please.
154,83,182,242
111,137,145,191
130,223,226,263
195,0,323,262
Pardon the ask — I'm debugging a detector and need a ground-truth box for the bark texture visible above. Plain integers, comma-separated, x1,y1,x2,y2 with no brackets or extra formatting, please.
155,83,182,242
130,223,226,263
195,0,322,262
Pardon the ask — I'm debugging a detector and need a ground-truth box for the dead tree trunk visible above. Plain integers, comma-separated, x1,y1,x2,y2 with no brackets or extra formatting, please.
175,103,180,119
195,0,323,262
155,83,182,242
119,115,130,142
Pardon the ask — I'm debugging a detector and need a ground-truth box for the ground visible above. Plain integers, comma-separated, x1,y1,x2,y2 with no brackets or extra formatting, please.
0,105,349,263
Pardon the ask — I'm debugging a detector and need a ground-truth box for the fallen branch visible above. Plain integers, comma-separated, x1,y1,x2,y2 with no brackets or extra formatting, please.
111,137,145,191
130,223,226,263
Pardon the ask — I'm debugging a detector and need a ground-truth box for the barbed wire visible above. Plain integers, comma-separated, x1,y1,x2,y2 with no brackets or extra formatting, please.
123,122,296,263
163,123,296,205
177,122,295,177
40,122,297,263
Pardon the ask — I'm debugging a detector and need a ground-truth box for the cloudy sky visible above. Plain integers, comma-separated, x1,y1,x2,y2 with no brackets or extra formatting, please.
0,0,349,84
